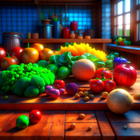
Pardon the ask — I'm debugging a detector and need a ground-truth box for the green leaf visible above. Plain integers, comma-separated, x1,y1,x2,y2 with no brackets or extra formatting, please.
59,52,72,64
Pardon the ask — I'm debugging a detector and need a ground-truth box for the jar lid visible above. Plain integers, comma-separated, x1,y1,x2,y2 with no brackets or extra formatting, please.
71,31,75,33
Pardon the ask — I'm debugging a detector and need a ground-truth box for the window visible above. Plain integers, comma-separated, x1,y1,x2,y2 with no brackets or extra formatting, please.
113,0,131,37
136,0,140,41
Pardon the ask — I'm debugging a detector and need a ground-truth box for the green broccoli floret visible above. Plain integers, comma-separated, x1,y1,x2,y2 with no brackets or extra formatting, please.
31,75,45,88
40,73,51,86
13,77,31,96
39,86,45,94
24,85,39,97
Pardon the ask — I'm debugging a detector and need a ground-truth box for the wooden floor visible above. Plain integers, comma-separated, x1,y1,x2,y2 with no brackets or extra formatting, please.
0,110,140,140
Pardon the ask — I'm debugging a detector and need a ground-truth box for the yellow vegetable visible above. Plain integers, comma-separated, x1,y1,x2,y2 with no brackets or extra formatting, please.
54,43,107,62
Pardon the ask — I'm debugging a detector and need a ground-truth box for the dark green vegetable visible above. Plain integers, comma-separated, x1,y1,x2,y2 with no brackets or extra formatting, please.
114,52,119,58
37,60,48,68
24,85,39,97
39,86,45,94
31,75,45,88
105,59,113,70
13,77,31,96
0,63,55,96
40,73,51,85
106,52,115,60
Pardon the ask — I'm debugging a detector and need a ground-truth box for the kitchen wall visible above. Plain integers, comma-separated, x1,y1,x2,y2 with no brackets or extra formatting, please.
0,0,111,44
102,0,111,39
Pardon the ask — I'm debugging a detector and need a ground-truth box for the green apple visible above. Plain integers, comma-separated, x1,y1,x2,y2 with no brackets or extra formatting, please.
16,115,29,129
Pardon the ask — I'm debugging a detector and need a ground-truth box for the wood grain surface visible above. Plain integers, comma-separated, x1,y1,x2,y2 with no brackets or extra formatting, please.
0,111,139,140
0,71,140,111
22,38,112,44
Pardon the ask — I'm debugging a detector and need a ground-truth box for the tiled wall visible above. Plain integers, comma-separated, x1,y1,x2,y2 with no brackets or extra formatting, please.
41,5,94,30
0,5,95,44
0,5,38,44
0,2,111,44
102,0,111,38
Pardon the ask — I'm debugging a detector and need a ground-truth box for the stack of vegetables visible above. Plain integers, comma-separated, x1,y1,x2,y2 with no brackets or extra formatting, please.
0,63,55,97
54,42,107,62
49,51,106,78
113,37,132,45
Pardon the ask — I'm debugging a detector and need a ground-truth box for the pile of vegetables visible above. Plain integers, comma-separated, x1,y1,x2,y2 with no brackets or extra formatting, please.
49,51,105,74
0,63,55,97
54,42,107,62
105,52,128,70
113,37,132,45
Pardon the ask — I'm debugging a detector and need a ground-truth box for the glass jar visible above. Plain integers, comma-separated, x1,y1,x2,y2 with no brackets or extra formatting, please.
70,31,76,39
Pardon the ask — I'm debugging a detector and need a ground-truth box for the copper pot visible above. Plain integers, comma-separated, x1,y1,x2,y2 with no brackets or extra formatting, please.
2,32,22,52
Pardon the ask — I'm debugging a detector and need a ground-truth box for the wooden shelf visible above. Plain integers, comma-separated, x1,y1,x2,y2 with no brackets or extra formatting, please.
22,38,112,44
0,0,97,5
107,44,140,55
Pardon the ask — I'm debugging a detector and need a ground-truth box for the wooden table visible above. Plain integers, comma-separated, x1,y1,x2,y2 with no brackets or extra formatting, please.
0,70,140,111
0,110,140,140
0,71,140,139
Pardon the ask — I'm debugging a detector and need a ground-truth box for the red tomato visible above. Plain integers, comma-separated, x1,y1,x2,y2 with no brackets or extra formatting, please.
54,80,65,89
90,79,104,93
95,68,112,79
113,63,137,87
1,56,19,70
0,48,6,61
11,47,23,60
104,80,116,93
113,41,116,44
29,110,42,124
120,42,125,46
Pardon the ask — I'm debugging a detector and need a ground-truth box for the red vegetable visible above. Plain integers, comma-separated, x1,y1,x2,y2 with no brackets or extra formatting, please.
54,80,65,89
1,56,19,70
0,48,6,61
29,110,42,124
11,47,23,60
95,68,112,79
104,79,116,93
90,79,104,93
113,62,137,87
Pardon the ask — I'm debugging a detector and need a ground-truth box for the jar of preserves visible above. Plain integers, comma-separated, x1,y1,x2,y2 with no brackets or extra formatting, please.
85,35,91,39
70,31,75,39
78,35,83,39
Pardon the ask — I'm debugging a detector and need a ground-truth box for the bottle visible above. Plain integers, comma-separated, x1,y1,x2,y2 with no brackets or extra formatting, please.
70,21,78,31
70,31,75,39
63,27,70,38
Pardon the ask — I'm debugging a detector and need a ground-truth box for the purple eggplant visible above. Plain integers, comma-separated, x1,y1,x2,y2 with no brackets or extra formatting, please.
113,57,127,68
